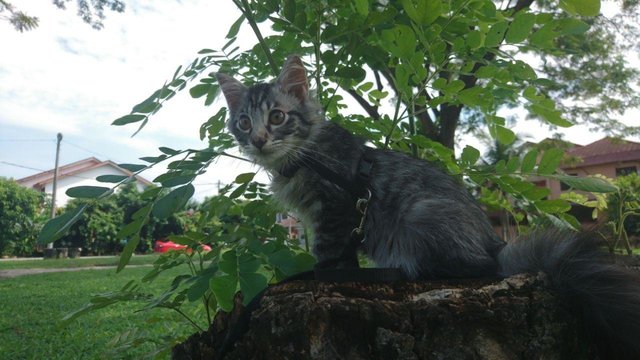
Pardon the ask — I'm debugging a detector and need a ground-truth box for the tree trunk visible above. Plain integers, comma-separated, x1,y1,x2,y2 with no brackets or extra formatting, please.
173,273,596,359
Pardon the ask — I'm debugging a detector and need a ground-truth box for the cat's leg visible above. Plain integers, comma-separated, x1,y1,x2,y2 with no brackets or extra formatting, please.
311,202,360,269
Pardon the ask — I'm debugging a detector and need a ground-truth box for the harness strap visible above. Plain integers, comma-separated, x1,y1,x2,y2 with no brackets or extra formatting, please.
279,147,375,199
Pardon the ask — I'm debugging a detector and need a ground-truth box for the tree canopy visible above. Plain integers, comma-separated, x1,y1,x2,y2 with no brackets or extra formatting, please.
0,0,124,31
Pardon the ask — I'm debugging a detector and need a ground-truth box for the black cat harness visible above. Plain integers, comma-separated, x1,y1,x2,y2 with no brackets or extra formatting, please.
279,146,375,245
278,146,406,282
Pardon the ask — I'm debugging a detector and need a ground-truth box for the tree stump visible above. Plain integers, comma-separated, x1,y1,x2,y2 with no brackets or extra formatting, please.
173,273,594,359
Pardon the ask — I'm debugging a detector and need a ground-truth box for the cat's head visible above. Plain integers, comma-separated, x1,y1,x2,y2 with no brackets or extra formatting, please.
216,55,322,170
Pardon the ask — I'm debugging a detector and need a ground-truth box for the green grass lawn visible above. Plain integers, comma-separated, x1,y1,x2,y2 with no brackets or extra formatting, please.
0,254,160,270
0,264,206,359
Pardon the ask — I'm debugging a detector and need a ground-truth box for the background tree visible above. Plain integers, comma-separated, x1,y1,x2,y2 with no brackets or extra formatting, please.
186,0,638,152
0,0,124,31
604,173,640,252
0,177,47,256
57,183,196,255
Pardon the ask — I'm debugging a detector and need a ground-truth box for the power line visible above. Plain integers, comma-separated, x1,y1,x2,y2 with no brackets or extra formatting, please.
0,160,98,181
63,139,123,163
0,160,46,172
0,139,55,142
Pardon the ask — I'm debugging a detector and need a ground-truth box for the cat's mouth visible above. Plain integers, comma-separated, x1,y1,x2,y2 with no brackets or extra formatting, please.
242,143,288,169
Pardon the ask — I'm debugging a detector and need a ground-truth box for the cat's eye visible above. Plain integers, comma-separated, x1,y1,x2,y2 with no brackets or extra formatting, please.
237,115,252,132
269,110,286,126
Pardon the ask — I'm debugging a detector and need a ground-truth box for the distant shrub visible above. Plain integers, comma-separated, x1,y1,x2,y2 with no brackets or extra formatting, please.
0,177,48,256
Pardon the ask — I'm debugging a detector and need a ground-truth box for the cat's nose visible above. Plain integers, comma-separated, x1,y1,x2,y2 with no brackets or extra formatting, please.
251,137,267,150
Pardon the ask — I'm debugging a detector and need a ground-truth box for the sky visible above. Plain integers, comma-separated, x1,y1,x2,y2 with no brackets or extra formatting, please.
1,1,639,201
0,0,261,199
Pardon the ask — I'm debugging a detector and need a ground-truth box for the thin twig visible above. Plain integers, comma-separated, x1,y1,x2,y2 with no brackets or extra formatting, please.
233,0,278,76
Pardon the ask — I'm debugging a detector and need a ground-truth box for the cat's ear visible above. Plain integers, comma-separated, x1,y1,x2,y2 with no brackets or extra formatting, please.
276,55,309,102
216,73,247,115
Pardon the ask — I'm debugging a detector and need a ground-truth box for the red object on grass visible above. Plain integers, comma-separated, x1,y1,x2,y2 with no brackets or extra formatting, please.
154,240,211,253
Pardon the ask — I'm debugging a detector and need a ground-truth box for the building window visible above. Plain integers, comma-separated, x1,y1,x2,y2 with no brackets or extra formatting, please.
560,173,578,191
616,166,638,177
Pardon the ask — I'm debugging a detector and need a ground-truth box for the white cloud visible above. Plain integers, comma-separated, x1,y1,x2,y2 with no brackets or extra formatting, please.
0,0,256,198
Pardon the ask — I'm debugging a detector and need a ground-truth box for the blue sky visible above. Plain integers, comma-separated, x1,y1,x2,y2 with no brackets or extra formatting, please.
1,1,639,200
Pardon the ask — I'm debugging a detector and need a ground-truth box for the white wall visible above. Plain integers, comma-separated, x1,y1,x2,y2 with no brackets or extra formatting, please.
44,165,147,207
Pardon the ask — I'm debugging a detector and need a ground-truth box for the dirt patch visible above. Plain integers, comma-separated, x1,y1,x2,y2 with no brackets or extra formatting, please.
0,265,152,279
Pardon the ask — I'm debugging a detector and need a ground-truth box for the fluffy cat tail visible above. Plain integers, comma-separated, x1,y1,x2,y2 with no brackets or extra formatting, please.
497,230,640,359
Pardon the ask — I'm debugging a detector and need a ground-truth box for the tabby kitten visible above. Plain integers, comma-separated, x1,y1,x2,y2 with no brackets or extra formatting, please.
216,56,504,279
217,56,640,358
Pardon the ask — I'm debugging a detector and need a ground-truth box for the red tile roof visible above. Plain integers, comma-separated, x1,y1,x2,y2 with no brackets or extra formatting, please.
565,137,640,168
17,157,153,189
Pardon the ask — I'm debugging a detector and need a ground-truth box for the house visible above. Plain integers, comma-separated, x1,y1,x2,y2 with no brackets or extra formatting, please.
16,157,153,208
491,137,640,237
534,137,640,199
276,213,308,246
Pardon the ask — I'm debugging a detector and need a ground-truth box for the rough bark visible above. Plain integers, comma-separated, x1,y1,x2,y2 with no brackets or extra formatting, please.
173,273,596,360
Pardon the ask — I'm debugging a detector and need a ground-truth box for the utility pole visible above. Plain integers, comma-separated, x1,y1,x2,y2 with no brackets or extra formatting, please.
47,132,63,249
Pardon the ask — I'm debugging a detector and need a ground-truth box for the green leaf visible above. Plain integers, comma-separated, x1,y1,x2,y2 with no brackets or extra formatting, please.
160,175,195,188
229,183,248,199
559,213,581,230
116,218,145,239
529,98,573,127
112,114,146,126
520,149,538,173
522,186,551,201
557,18,590,36
132,203,152,220
354,0,369,16
401,0,441,25
475,66,498,79
190,84,211,99
443,80,465,95
118,163,146,172
152,184,195,219
460,145,480,166
219,250,238,275
239,272,268,306
457,87,484,107
159,147,180,155
506,12,536,43
139,155,167,163
368,89,388,100
211,274,238,312
466,30,483,49
65,186,111,199
37,205,88,244
552,175,617,193
493,125,516,145
96,175,129,183
235,172,256,184
380,24,416,59
140,187,162,200
506,157,520,173
226,14,245,39
335,66,366,80
117,234,141,272
187,266,218,302
536,199,571,213
283,0,296,22
132,99,161,114
485,21,509,47
544,213,575,230
537,148,564,175
560,0,600,17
